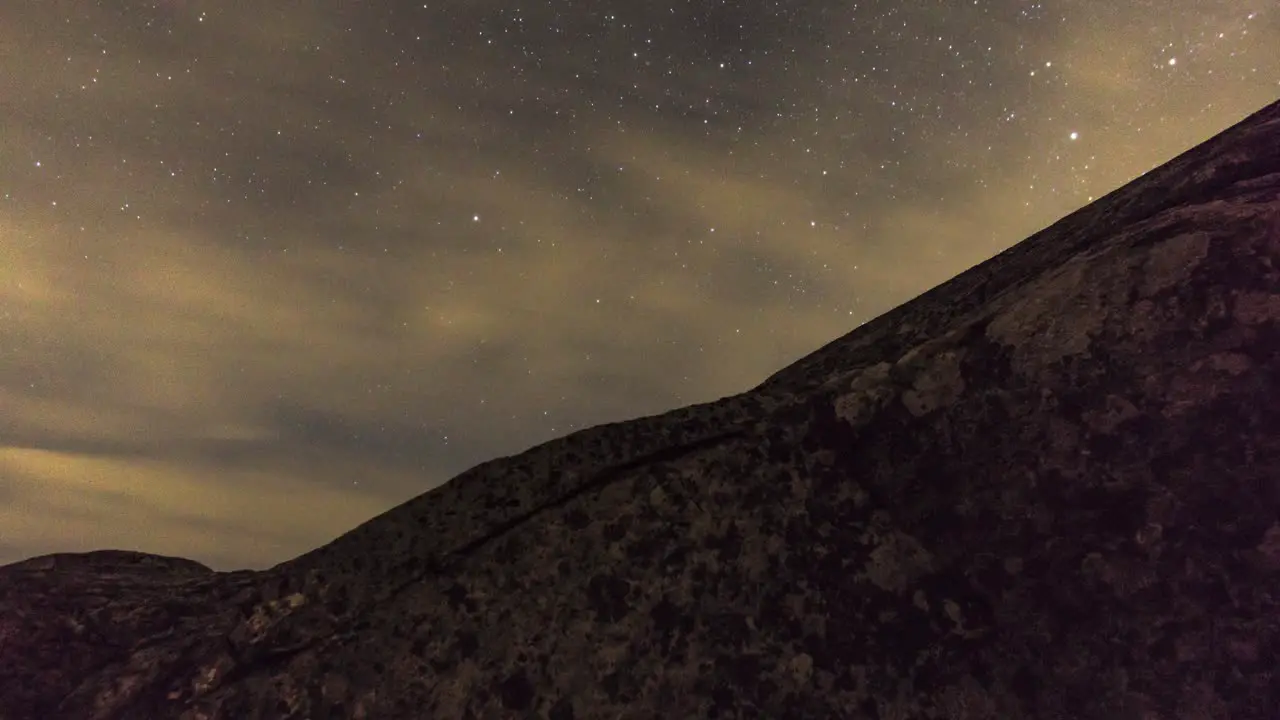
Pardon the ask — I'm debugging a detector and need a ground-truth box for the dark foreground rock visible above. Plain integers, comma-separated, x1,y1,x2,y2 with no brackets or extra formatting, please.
3,98,1279,719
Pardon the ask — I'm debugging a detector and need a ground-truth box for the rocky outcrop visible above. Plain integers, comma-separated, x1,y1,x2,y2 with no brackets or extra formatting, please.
3,98,1279,719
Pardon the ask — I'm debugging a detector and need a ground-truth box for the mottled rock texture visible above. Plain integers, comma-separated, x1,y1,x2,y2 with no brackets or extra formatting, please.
3,98,1280,719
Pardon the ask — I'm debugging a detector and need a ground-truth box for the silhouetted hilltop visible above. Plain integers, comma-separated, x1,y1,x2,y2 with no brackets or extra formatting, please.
3,98,1278,719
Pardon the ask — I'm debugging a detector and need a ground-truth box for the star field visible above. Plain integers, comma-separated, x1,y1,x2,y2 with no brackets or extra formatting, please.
1,1,1277,569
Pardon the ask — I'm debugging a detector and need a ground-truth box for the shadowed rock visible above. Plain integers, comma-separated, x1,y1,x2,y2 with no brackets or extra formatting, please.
3,98,1279,719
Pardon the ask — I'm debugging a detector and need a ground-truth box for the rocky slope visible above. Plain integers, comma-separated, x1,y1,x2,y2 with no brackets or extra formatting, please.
3,98,1278,719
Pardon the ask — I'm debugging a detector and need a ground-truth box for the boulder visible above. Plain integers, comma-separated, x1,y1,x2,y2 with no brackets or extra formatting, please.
3,98,1279,719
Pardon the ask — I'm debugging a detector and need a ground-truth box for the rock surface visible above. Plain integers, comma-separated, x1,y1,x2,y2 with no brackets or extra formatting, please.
3,98,1279,719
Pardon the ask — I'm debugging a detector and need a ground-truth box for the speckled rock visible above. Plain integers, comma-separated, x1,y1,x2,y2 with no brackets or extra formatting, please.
4,99,1280,719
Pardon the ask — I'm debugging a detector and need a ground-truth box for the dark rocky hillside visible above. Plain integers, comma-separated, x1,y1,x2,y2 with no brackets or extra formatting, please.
3,98,1278,719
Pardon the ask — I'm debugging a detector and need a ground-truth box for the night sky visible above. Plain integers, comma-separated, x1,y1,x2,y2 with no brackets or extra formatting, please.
2,2,1277,571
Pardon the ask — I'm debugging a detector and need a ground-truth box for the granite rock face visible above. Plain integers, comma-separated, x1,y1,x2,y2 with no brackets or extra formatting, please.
3,99,1279,719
